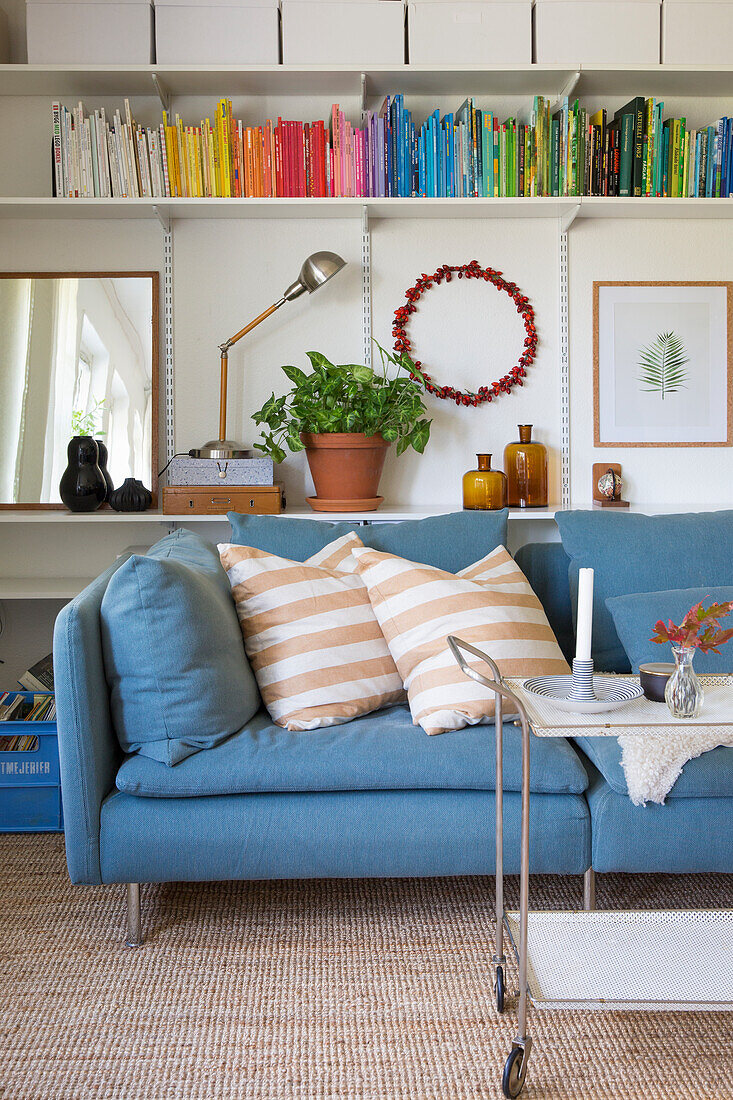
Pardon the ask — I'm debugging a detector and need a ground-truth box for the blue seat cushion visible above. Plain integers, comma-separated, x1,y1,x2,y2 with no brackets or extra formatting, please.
227,510,508,573
574,735,733,799
555,509,733,672
585,765,733,873
100,788,591,882
606,585,733,674
116,704,589,797
101,529,260,766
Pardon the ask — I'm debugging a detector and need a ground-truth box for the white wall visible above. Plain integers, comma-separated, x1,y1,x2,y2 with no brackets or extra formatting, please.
569,218,733,506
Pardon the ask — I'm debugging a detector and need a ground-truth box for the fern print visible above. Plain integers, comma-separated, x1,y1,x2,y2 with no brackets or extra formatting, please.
637,331,690,400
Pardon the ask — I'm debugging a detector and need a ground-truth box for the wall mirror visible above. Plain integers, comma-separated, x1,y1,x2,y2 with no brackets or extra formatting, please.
0,272,158,508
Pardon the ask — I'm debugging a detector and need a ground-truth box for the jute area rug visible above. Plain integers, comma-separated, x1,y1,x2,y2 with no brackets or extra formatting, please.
1,835,731,1100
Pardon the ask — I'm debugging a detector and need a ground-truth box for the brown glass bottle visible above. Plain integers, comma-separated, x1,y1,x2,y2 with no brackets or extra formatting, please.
462,454,507,510
504,425,548,508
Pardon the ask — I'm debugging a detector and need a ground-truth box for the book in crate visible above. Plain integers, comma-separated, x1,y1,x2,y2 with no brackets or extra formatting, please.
0,691,62,833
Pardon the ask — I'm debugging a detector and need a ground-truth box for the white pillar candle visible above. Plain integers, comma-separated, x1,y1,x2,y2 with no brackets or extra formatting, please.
575,567,594,662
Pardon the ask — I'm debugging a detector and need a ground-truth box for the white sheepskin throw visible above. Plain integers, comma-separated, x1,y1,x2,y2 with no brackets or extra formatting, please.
618,729,733,806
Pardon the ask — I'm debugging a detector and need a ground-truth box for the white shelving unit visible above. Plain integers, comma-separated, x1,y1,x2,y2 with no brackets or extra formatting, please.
1,59,731,630
2,197,732,221
2,62,733,99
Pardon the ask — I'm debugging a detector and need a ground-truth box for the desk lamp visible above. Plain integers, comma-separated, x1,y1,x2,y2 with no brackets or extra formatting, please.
190,250,346,461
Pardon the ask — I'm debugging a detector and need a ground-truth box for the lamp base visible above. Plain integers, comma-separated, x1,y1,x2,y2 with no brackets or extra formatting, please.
189,440,253,460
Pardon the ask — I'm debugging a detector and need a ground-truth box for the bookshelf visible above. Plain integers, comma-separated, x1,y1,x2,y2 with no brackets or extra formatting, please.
1,196,732,221
2,63,733,100
1,59,732,684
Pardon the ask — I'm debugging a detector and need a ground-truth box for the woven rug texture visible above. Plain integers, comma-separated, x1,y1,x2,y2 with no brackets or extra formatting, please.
0,835,731,1100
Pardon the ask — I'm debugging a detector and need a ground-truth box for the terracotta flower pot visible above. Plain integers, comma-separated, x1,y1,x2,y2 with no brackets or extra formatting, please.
301,432,390,512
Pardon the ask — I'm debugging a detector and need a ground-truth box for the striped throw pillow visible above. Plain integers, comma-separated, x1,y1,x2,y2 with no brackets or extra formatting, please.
351,544,569,735
218,533,405,731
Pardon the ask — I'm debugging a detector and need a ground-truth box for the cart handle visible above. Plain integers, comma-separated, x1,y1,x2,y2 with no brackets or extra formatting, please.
447,635,531,726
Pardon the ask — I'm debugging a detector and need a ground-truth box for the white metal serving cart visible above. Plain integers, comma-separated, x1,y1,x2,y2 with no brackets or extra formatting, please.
448,637,733,1099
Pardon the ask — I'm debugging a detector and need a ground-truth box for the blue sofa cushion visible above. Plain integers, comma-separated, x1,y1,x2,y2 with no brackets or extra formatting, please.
100,788,591,882
228,510,508,573
606,586,733,674
100,529,260,766
116,703,589,797
585,765,733,873
574,736,733,799
555,509,733,672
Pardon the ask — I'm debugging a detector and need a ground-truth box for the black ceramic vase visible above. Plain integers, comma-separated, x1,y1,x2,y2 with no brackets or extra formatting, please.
96,439,114,501
109,477,152,513
59,436,107,513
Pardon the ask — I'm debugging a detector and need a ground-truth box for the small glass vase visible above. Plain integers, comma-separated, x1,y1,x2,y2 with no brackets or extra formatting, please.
664,645,704,719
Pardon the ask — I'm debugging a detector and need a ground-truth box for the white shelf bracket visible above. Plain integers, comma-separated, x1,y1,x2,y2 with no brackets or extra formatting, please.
552,70,580,112
558,222,571,510
152,204,171,233
162,226,175,465
361,205,372,369
151,73,170,112
360,72,367,116
560,202,581,234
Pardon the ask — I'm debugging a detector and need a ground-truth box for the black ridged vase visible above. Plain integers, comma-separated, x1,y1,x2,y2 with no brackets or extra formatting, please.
59,436,107,513
109,477,152,513
96,439,114,501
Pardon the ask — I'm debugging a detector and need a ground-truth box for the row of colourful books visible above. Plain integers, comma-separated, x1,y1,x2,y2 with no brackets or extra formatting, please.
52,96,733,200
562,97,733,199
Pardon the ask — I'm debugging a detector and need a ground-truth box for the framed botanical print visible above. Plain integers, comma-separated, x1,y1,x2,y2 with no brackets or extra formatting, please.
593,281,732,447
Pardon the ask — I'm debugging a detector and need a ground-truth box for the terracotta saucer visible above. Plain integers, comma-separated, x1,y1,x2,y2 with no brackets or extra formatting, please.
306,496,384,513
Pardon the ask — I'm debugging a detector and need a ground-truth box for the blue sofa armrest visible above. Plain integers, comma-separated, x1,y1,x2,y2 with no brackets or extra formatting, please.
53,559,127,885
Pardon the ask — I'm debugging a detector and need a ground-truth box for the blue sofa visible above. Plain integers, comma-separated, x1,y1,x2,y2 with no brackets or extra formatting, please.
53,510,732,943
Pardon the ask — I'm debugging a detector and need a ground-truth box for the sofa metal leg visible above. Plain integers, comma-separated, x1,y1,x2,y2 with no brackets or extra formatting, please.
583,868,596,912
125,883,143,947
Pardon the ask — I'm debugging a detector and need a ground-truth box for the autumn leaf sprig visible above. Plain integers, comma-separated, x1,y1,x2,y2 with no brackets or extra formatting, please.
651,598,733,654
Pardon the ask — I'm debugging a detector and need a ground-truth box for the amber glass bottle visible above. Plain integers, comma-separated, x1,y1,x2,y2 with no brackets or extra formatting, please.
504,425,548,508
462,454,507,510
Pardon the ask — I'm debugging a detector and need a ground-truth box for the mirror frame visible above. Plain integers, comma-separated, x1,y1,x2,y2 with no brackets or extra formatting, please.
0,271,159,510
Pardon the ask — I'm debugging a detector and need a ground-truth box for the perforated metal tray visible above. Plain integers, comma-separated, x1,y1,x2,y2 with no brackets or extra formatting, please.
504,909,733,1011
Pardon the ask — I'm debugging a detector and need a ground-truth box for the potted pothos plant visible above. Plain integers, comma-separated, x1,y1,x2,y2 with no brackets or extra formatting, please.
253,342,432,511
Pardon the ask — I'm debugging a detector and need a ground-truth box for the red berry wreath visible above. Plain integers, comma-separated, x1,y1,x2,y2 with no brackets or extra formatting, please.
392,260,537,407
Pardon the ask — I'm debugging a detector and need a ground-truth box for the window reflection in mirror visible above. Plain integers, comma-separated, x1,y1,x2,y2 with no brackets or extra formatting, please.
0,273,158,506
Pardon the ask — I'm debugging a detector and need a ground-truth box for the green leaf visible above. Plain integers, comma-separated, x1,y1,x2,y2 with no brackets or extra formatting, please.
347,364,374,383
286,428,305,452
637,331,690,400
306,351,335,372
410,419,432,454
281,364,307,387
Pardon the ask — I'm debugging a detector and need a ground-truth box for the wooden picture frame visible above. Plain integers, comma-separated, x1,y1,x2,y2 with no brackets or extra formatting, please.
593,281,733,448
0,271,159,509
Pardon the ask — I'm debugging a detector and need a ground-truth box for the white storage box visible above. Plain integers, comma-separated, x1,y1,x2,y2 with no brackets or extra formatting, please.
281,0,405,65
662,0,733,64
26,0,154,63
408,0,531,65
155,0,279,64
533,0,661,65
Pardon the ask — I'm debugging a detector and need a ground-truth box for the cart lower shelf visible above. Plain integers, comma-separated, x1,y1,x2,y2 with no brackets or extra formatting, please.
504,909,733,1011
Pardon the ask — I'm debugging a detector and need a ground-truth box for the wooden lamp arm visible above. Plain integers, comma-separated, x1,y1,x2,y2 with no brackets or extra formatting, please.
217,297,286,443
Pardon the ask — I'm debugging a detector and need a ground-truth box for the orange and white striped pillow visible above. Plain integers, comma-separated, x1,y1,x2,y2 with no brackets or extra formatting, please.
350,544,569,735
218,533,405,731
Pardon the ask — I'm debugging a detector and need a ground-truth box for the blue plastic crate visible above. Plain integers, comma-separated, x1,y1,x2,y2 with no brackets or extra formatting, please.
0,691,63,833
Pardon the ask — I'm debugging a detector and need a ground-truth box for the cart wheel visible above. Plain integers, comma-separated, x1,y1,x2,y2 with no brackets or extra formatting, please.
494,965,505,1013
502,1047,526,1099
